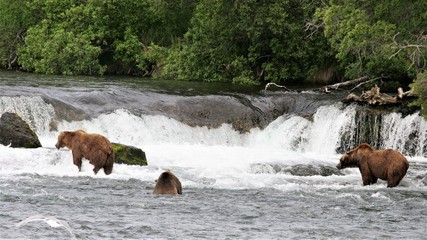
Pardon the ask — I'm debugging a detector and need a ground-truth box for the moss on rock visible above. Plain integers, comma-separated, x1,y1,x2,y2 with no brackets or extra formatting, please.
112,142,148,166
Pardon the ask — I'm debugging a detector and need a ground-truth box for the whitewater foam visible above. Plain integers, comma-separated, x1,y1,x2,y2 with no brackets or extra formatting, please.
1,98,427,191
0,96,55,134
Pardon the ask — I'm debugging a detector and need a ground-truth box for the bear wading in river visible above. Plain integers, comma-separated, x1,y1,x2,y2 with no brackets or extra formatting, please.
337,143,409,188
153,170,182,194
55,130,114,175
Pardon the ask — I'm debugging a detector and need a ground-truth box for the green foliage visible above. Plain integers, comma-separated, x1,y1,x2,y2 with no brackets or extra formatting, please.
318,0,426,80
19,20,105,75
115,28,168,76
0,0,36,69
161,0,333,84
17,0,108,75
162,1,238,82
0,0,425,92
410,71,427,119
9,0,196,75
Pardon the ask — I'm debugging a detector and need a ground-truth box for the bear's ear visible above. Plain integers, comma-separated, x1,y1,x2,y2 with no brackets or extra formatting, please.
57,132,65,140
357,144,373,155
345,147,358,157
60,131,75,142
64,131,76,138
358,143,373,150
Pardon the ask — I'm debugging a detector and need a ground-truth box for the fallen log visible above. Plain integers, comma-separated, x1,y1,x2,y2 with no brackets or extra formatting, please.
343,85,405,106
320,76,369,92
264,82,290,91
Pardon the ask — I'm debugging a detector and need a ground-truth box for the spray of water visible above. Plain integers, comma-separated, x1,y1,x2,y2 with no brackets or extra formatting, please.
1,96,427,156
1,96,426,190
381,112,427,156
0,96,55,135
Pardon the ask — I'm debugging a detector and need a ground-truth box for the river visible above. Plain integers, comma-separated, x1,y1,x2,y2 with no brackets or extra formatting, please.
0,71,427,239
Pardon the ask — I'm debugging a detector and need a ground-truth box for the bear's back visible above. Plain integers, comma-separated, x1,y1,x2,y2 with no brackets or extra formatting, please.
79,132,113,154
153,172,182,194
368,149,409,178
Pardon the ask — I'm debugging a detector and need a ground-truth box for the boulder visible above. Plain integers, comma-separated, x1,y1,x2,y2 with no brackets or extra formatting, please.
0,112,42,148
111,142,148,166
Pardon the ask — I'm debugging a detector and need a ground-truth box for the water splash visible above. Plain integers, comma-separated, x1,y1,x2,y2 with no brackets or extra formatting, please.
55,109,247,146
248,104,357,154
16,214,76,239
381,112,427,156
306,104,356,154
1,95,427,157
0,96,55,135
248,115,311,151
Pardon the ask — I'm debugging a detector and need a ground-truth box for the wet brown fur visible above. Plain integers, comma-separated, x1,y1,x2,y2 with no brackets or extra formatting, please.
153,170,182,194
337,143,409,188
55,130,114,175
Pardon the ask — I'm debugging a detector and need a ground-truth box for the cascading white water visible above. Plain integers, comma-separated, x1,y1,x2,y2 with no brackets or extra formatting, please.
0,96,55,135
248,115,311,151
2,97,427,157
1,95,427,192
54,109,247,146
248,104,357,155
306,104,357,154
2,76,427,239
381,112,427,156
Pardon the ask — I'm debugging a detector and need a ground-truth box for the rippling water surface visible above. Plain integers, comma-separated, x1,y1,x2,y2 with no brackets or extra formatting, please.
2,170,427,239
2,171,427,240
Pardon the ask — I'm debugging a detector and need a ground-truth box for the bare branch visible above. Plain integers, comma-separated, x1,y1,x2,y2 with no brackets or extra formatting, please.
389,31,427,69
349,77,383,92
320,76,369,92
305,21,324,39
265,83,290,91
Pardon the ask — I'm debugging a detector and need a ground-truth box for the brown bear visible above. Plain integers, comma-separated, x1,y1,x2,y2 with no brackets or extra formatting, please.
337,143,409,188
55,130,114,175
153,170,182,194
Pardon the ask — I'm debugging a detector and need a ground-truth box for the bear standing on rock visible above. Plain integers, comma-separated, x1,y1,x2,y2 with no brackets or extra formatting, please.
153,170,182,194
337,143,409,188
55,130,115,175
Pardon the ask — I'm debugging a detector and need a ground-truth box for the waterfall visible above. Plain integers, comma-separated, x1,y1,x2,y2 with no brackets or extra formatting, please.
1,95,426,157
381,112,427,156
306,104,356,154
336,106,427,157
250,103,427,157
0,96,55,135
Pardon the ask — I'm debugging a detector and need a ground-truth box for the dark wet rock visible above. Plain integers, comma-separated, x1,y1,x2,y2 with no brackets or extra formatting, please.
147,93,318,133
10,83,341,133
0,112,42,148
284,164,343,176
250,163,284,174
42,97,91,131
112,142,148,166
250,163,343,176
420,176,427,186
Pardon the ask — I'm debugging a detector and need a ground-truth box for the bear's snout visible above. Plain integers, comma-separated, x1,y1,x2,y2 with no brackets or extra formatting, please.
336,154,349,169
55,142,60,149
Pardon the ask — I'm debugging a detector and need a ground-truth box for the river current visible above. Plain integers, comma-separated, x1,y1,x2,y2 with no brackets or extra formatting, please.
0,71,427,239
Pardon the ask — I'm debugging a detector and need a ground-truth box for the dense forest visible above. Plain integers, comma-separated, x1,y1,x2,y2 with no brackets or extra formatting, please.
0,0,426,110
